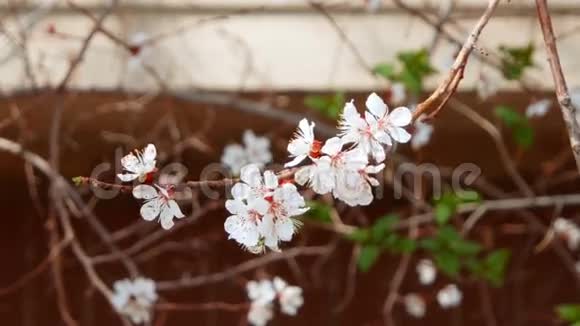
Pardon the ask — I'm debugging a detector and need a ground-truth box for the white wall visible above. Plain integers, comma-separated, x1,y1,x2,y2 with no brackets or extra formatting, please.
0,0,579,92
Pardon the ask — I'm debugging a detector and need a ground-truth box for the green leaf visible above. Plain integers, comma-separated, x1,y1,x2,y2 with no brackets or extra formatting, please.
391,237,417,253
499,43,535,80
557,304,580,323
304,92,345,119
513,125,534,149
482,249,511,287
495,105,524,127
347,228,371,243
358,245,381,272
371,215,399,240
304,95,330,111
437,225,462,243
399,69,423,95
494,105,535,149
434,251,461,277
450,239,482,256
435,203,453,225
373,63,396,79
419,238,441,251
304,201,332,223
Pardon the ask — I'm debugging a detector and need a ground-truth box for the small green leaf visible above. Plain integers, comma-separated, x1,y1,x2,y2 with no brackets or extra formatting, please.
434,251,461,277
391,237,417,253
373,63,396,79
435,203,453,225
371,214,399,240
450,239,482,256
419,238,441,251
557,304,580,323
358,245,381,272
513,125,534,149
499,43,535,80
304,95,330,111
482,249,511,287
304,92,345,119
495,105,524,127
304,201,332,223
347,228,371,243
494,105,535,149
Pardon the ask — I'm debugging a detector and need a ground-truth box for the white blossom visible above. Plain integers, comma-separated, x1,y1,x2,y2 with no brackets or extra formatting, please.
132,184,184,230
248,302,274,326
295,137,383,206
246,279,276,326
117,144,157,182
273,277,304,316
390,82,406,105
225,164,308,252
411,119,434,150
333,162,384,207
403,293,426,318
416,259,436,285
285,118,319,167
553,217,580,250
110,277,157,324
222,130,272,175
526,98,552,118
339,93,412,162
476,72,499,100
247,279,277,305
437,284,462,309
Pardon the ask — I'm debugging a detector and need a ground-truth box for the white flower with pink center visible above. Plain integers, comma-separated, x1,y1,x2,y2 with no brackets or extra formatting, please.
117,144,157,183
132,184,184,230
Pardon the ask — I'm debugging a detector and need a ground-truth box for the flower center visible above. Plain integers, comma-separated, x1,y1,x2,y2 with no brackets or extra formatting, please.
309,139,323,158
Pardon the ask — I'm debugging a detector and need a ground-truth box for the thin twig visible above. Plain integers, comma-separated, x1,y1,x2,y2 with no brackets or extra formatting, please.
535,0,580,174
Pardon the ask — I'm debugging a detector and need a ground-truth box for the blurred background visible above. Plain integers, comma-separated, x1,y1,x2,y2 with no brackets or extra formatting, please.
2,0,580,325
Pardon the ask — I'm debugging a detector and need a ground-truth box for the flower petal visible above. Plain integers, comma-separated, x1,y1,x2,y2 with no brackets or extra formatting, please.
388,126,412,143
388,107,412,126
263,171,278,189
365,92,387,118
321,137,342,156
140,199,161,221
168,200,184,218
133,185,158,200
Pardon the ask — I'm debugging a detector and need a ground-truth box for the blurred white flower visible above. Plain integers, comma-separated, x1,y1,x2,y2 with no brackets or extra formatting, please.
248,302,274,326
222,130,272,175
437,284,462,309
553,217,580,250
246,279,276,326
390,82,406,105
526,98,552,118
411,119,434,150
225,164,308,252
416,259,436,285
273,277,304,316
117,144,157,182
339,93,412,162
403,293,426,318
132,184,184,229
110,277,157,324
247,279,277,305
476,72,499,101
285,118,320,167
